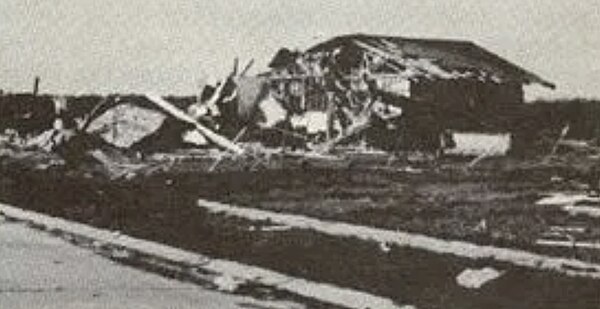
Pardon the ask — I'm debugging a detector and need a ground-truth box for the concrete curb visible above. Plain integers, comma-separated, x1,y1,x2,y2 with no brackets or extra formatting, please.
0,203,405,309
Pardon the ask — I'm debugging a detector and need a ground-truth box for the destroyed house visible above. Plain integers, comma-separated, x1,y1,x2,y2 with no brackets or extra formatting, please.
265,34,555,113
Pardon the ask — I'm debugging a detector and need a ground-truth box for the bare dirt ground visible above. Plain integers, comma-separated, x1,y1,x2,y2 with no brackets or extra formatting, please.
1,148,599,308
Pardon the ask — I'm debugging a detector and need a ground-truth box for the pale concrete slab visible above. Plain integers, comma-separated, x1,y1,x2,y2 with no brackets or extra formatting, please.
0,218,304,309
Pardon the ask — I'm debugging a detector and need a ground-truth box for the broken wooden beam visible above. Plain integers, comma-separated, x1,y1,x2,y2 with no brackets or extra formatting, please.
240,59,255,77
145,94,245,155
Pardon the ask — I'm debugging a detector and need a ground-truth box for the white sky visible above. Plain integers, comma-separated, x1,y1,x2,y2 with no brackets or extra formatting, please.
1,0,598,99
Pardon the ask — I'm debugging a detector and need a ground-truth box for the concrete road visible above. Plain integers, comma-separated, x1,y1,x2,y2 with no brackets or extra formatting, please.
0,216,305,309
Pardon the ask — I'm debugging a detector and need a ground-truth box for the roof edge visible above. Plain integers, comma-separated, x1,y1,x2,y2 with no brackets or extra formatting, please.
305,33,555,89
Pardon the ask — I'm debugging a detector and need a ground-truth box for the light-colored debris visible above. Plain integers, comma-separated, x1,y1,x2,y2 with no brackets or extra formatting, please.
473,219,488,233
109,248,132,259
400,166,424,174
189,78,228,119
53,96,68,114
371,101,403,120
213,274,241,292
0,129,24,147
260,225,293,232
549,226,586,234
379,241,392,253
181,130,209,146
208,127,248,172
467,152,492,168
536,193,600,206
290,111,330,135
536,239,600,250
456,267,503,289
563,205,600,218
556,140,600,152
86,103,167,148
257,95,288,128
548,125,571,158
444,132,511,156
25,129,59,151
321,113,371,153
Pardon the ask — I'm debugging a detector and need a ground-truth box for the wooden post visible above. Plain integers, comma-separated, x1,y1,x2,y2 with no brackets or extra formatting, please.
33,76,41,96
326,92,335,141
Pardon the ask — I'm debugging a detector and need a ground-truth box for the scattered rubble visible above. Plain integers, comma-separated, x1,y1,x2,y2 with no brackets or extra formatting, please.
536,193,600,218
196,199,600,278
4,36,595,176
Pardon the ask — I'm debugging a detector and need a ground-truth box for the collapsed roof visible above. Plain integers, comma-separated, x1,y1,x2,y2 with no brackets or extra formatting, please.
278,34,555,89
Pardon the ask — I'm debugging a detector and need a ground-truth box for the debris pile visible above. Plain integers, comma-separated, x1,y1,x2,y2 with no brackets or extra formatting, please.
3,35,600,178
0,56,416,176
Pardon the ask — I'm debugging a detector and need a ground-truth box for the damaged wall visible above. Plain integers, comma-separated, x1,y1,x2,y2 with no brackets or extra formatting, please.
265,34,553,117
410,79,524,110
